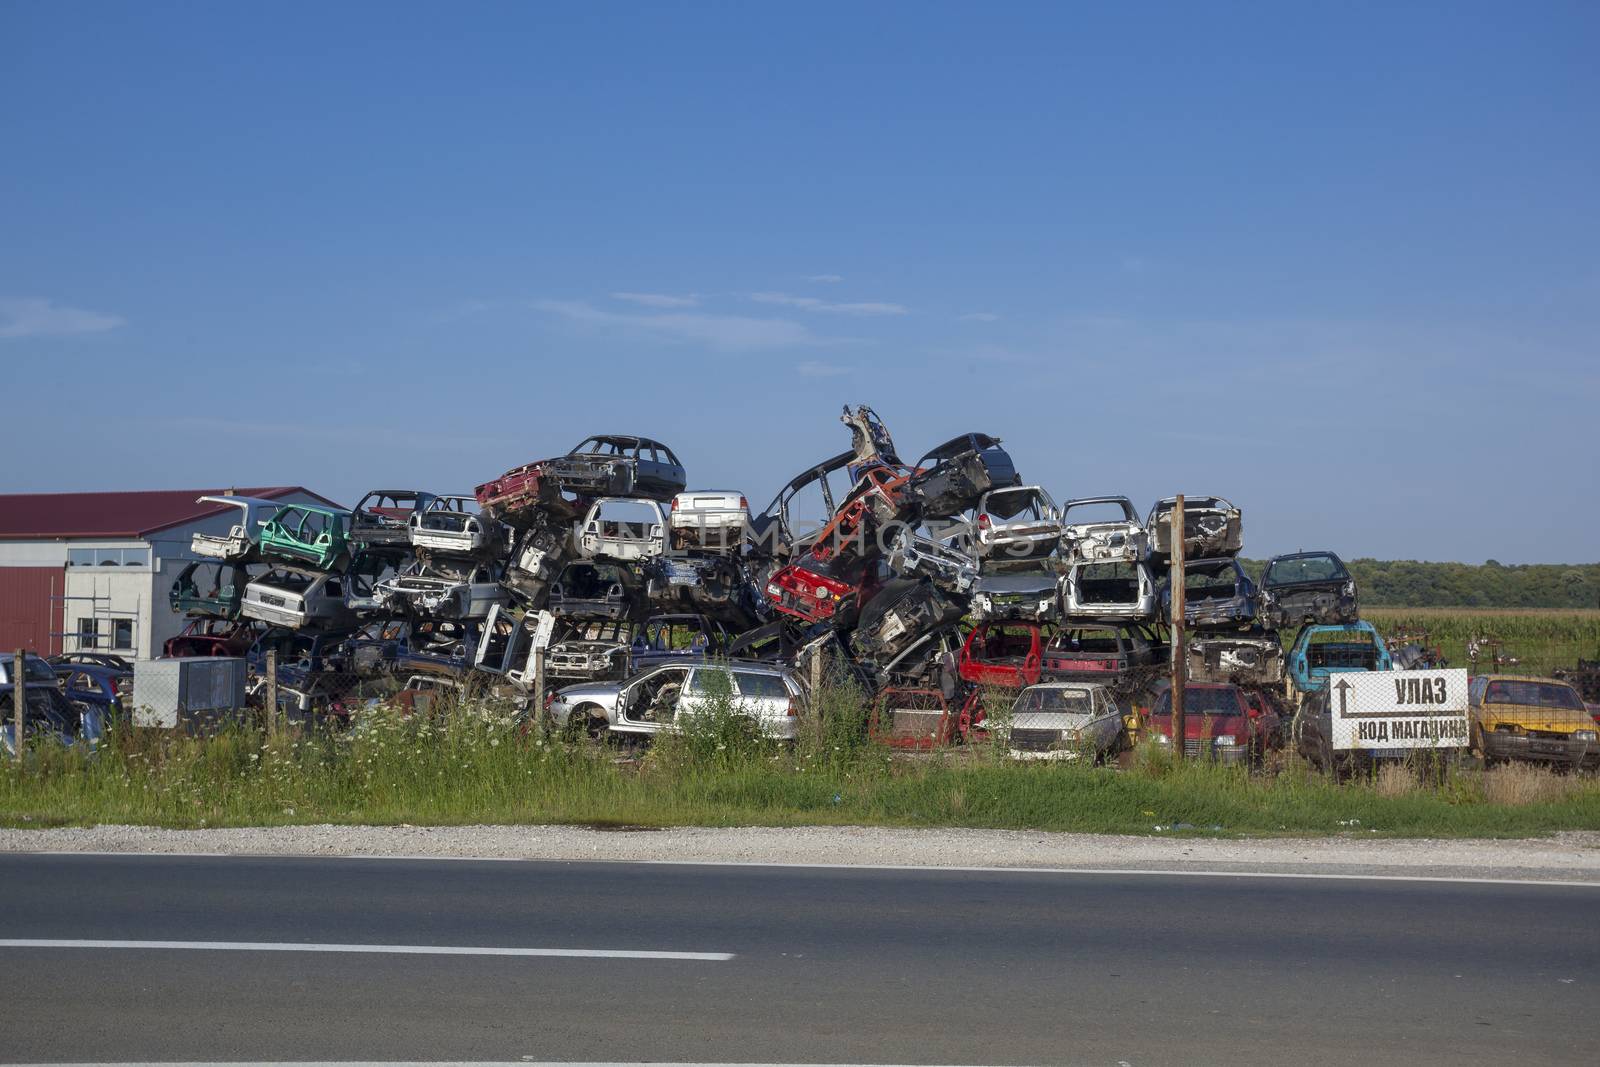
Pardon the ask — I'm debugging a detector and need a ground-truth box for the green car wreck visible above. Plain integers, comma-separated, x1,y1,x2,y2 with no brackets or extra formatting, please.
259,503,352,571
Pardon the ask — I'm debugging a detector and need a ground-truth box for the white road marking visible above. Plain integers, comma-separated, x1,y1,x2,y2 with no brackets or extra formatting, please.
12,849,1600,887
0,939,732,961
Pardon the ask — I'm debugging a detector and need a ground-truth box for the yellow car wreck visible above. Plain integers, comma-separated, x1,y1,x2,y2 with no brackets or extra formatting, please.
1469,675,1598,769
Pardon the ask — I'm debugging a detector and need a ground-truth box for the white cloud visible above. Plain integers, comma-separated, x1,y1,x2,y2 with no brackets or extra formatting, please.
958,312,1000,323
610,291,700,309
532,299,814,352
0,297,125,339
803,274,844,284
796,360,851,377
751,292,908,316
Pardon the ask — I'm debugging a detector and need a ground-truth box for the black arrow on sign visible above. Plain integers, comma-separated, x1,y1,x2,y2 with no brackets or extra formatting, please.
1334,678,1353,716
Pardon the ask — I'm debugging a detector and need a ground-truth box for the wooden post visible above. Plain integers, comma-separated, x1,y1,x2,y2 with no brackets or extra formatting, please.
1170,497,1187,761
264,649,279,735
531,646,546,719
12,647,24,762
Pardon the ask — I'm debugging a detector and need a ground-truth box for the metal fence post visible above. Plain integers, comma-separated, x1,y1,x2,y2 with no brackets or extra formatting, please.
264,649,278,735
1170,498,1186,760
12,647,23,765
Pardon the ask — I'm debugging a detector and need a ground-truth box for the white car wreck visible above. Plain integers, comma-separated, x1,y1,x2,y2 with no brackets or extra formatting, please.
1058,496,1149,564
1002,682,1124,761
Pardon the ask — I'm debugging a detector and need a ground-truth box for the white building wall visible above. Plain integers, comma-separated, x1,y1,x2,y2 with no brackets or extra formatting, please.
18,489,336,659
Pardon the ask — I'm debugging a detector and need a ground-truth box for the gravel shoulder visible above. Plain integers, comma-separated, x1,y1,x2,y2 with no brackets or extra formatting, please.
5,823,1600,881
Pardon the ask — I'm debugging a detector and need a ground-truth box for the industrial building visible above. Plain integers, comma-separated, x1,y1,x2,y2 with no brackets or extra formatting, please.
0,488,338,660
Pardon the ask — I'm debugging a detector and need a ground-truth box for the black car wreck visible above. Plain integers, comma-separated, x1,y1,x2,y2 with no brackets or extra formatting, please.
907,433,1019,519
1157,557,1260,630
1259,551,1358,628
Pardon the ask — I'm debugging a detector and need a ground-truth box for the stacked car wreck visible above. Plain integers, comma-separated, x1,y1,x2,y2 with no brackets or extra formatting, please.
158,406,1384,763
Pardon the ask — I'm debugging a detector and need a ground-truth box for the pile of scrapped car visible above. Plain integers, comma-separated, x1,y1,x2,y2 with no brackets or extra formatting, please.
158,406,1375,757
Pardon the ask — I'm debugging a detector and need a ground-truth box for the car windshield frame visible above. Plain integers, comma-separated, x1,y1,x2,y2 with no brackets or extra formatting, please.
1483,680,1586,712
1264,554,1349,585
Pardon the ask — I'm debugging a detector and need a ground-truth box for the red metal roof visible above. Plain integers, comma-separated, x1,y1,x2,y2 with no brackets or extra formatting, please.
0,487,341,541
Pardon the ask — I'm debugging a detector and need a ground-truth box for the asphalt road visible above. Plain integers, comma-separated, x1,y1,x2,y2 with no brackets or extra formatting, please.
3,853,1598,1065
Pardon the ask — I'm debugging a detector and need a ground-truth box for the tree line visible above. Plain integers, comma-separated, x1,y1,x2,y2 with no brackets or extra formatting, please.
1238,558,1600,609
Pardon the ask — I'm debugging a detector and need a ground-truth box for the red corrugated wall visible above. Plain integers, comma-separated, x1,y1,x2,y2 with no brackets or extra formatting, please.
0,566,64,656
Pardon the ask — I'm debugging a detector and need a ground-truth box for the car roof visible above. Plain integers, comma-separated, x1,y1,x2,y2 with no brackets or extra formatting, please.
1266,550,1345,562
917,433,1002,463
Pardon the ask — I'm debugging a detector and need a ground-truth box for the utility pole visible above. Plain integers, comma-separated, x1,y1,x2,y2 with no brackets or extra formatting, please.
1170,497,1187,760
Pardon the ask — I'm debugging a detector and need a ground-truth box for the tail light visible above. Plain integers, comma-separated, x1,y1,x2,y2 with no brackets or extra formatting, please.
977,513,991,531
785,698,799,718
543,691,555,710
739,496,748,510
670,497,679,511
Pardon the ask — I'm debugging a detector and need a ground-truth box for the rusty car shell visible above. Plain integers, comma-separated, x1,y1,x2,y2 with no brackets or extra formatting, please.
376,563,507,620
1146,496,1242,562
1157,557,1259,630
884,528,978,595
544,435,686,501
840,404,902,481
188,495,282,562
907,432,1018,519
241,567,358,631
1259,550,1358,628
576,497,668,562
1186,633,1286,686
1058,496,1148,564
849,578,965,663
668,490,749,552
549,560,634,620
1042,624,1166,686
349,490,438,547
1060,560,1157,621
746,449,856,561
503,521,575,605
969,485,1061,567
970,570,1059,623
169,560,256,619
959,622,1045,689
409,495,504,556
869,687,963,749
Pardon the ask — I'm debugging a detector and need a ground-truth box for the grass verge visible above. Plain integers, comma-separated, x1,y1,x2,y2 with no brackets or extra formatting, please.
3,700,1599,837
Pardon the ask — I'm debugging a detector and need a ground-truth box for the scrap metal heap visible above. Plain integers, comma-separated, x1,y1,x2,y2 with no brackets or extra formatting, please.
168,407,1358,734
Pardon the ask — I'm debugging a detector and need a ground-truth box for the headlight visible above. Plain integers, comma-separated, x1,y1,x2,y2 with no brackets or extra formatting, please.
1156,733,1171,744
1039,598,1055,613
974,595,991,610
1213,735,1238,746
1575,730,1597,742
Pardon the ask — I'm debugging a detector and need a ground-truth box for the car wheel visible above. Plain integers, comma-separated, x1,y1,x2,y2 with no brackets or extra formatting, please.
557,703,607,742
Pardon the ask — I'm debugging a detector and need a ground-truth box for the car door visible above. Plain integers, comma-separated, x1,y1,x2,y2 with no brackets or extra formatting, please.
618,666,692,728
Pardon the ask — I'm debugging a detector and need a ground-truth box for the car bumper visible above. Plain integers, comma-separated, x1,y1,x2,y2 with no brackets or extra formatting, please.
1481,733,1600,766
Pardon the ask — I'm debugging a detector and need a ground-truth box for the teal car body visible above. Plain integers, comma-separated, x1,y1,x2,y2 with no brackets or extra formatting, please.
1287,621,1391,695
259,504,351,570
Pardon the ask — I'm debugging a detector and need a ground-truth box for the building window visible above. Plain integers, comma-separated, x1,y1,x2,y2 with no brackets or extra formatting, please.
111,619,134,651
77,617,99,649
66,547,150,567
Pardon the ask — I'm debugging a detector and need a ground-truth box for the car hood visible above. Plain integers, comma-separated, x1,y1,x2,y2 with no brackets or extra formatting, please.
1149,713,1249,740
1012,711,1094,732
554,680,624,702
1476,704,1595,732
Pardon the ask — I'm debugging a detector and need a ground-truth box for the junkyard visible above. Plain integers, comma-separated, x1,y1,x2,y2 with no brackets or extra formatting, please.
6,5,1599,1064
5,404,1598,815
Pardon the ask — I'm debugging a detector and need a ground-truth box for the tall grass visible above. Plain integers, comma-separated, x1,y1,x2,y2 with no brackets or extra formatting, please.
5,691,1600,837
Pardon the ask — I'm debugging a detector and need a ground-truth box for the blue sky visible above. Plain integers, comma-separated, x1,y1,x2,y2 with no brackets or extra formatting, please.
2,1,1595,563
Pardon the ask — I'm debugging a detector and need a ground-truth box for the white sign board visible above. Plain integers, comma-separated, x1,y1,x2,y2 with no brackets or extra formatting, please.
1330,668,1470,751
